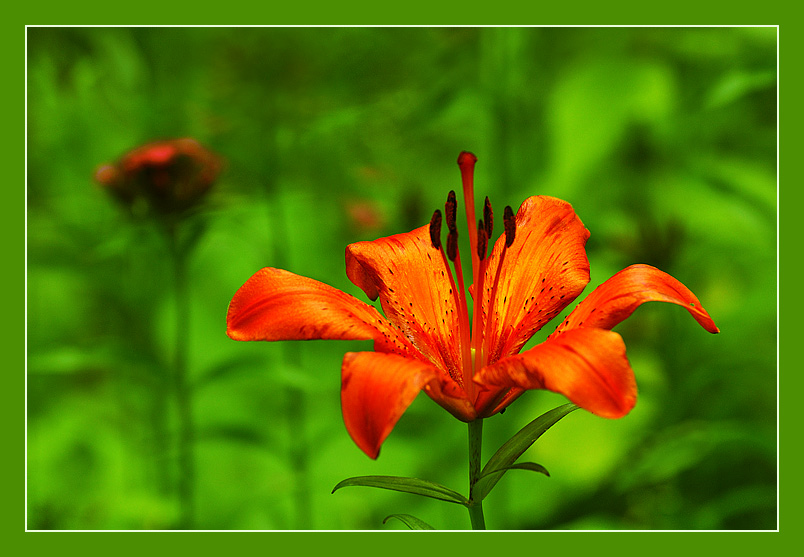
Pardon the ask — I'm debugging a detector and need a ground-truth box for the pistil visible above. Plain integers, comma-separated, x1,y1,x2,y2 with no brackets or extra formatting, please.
457,152,479,280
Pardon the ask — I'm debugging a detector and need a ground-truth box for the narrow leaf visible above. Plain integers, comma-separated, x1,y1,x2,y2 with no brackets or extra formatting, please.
473,462,550,501
477,461,550,480
383,514,436,530
474,403,577,500
332,475,469,506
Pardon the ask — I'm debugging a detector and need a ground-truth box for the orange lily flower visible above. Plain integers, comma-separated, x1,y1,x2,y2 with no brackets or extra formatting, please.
227,152,719,459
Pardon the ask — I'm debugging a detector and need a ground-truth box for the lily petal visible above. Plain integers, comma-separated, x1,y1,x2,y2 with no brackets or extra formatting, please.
481,196,591,361
550,264,720,337
475,328,637,419
341,351,442,459
227,268,415,358
346,226,465,384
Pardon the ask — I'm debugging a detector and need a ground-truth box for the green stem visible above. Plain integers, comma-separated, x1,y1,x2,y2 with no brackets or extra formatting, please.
467,419,486,530
169,222,195,529
286,380,312,529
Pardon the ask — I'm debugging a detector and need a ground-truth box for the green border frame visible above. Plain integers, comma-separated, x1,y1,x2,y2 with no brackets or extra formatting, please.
15,2,789,554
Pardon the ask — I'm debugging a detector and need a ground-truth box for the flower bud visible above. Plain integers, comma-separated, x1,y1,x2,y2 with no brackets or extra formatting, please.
95,138,222,215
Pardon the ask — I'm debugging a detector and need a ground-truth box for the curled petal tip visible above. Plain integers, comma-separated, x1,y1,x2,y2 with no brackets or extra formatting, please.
553,264,720,338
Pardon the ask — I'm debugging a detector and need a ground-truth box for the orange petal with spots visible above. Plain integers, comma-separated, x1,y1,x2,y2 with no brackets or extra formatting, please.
346,226,465,386
475,328,637,419
227,267,402,348
341,351,442,459
480,196,591,363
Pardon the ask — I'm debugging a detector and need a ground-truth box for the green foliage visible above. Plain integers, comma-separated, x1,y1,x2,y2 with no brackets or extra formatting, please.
473,404,576,501
383,514,436,530
332,476,469,506
26,26,777,530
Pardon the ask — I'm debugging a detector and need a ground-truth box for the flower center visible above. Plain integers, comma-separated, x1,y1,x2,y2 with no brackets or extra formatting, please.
428,152,516,402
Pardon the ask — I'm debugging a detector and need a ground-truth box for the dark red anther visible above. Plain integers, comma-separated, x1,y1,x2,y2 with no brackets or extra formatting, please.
430,209,443,249
445,190,458,232
477,219,488,260
503,205,516,247
483,196,493,239
446,230,458,261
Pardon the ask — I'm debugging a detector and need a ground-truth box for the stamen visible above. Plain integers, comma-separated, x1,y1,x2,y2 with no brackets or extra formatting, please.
439,186,472,388
482,207,516,366
477,220,488,261
503,205,516,247
470,221,489,385
445,190,458,232
446,229,458,261
431,223,471,391
429,209,442,249
448,247,473,389
483,196,493,239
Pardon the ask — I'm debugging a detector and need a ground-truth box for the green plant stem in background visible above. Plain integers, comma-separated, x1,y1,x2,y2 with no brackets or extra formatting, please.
467,419,486,530
168,222,196,530
285,377,312,529
268,165,313,529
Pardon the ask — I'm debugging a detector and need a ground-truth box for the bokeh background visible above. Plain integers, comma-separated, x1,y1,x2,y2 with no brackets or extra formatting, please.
26,26,777,530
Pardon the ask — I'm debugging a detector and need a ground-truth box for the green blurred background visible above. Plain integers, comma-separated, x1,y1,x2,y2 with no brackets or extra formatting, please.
26,26,777,530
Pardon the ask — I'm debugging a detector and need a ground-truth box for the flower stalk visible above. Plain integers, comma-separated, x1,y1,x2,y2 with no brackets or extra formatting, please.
167,219,196,529
467,419,486,530
96,138,222,530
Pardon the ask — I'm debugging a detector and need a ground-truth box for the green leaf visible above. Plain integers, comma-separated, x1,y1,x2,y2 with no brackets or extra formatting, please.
473,462,550,501
383,514,436,530
474,403,578,501
478,461,550,480
332,475,469,506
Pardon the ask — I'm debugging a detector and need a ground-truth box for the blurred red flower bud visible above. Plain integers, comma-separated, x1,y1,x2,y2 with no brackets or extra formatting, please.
95,138,222,214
